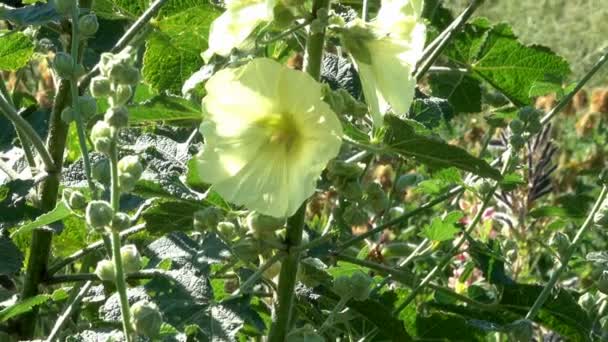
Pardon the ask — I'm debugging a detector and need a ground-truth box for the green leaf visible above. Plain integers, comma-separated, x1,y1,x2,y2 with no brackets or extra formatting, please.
142,5,220,93
0,32,34,71
410,96,454,128
446,19,570,105
0,236,23,275
10,202,71,238
0,295,51,322
142,200,205,235
420,211,462,242
0,3,60,26
128,95,202,123
384,115,501,180
429,73,482,113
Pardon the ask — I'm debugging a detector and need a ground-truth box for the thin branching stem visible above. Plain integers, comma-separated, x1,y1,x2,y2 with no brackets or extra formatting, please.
45,281,93,342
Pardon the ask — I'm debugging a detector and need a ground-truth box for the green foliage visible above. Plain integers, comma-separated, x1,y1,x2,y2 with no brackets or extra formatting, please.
0,32,34,71
0,295,51,322
10,202,71,238
420,211,462,242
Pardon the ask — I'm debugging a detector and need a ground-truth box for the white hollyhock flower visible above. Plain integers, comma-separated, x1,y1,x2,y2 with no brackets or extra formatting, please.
192,58,343,218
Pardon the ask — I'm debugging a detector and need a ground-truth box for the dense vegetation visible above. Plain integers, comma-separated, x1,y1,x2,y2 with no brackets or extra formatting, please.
0,0,607,341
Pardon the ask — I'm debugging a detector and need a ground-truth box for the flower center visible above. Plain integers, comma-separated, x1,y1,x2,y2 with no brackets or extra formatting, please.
256,113,301,153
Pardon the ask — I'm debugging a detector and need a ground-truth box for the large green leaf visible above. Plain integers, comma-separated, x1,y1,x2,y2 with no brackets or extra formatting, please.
142,5,220,93
0,236,23,275
127,95,202,123
0,295,51,322
10,202,71,238
429,73,482,113
384,115,501,180
0,32,34,71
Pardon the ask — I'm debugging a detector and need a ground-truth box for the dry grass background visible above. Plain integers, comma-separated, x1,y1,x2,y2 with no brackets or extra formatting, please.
445,0,608,86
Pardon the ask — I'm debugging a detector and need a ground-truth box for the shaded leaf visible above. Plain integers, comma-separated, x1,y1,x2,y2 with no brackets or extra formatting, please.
0,236,23,275
0,3,60,26
429,73,482,113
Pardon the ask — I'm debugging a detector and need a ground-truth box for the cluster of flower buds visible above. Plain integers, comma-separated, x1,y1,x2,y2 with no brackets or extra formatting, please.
117,155,144,192
94,244,142,281
52,52,84,80
85,200,132,232
332,271,372,301
130,300,163,338
508,107,543,150
89,49,139,153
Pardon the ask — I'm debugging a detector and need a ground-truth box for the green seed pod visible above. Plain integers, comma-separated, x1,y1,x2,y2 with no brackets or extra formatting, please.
85,200,113,230
350,272,372,301
53,52,75,79
60,106,74,124
193,207,222,232
92,158,111,184
130,301,163,338
121,244,142,274
217,221,237,239
286,325,324,342
111,212,131,231
381,242,413,259
506,319,533,342
246,211,284,236
597,271,608,295
68,190,86,210
111,84,133,107
94,259,115,282
104,106,129,128
90,76,112,98
509,119,525,134
78,95,97,119
91,120,114,154
52,0,75,16
78,13,99,36
109,63,140,85
342,203,368,226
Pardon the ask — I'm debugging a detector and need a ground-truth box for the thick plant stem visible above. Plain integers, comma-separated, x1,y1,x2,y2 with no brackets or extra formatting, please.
525,185,608,320
267,205,306,342
109,144,134,341
303,0,330,81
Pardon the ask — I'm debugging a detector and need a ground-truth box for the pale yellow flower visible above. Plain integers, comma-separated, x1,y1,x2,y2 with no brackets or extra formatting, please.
193,58,343,218
203,0,276,61
344,0,426,127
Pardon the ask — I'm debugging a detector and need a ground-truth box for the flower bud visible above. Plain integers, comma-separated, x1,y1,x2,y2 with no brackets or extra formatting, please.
121,244,142,274
340,181,363,201
117,155,143,191
85,200,113,229
233,237,259,263
246,211,284,235
90,76,111,98
342,203,368,226
130,301,162,338
217,221,237,239
111,84,132,107
364,182,388,213
67,189,86,210
92,158,111,184
597,271,608,295
193,207,222,232
509,134,525,150
60,106,74,124
91,120,114,154
78,95,97,119
99,53,114,76
78,13,99,36
53,52,75,79
109,63,139,85
104,106,129,128
111,212,131,231
52,0,75,16
509,119,525,134
517,106,540,123
95,259,115,282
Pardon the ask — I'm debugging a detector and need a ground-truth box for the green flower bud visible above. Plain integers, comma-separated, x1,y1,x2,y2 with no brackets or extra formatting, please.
551,232,570,258
130,301,163,338
193,207,222,232
506,319,533,342
91,120,114,154
78,13,99,36
92,158,111,184
117,155,143,191
104,106,129,128
517,106,540,123
233,237,260,263
273,4,296,28
95,259,115,282
217,221,237,239
365,182,388,213
509,134,525,150
109,63,140,85
85,200,113,229
121,244,142,274
597,271,608,295
246,211,284,236
68,190,86,210
53,52,75,79
99,53,114,76
594,200,608,227
381,242,413,259
90,76,112,98
111,212,131,231
111,84,132,107
342,203,368,226
78,95,97,119
52,0,75,16
60,106,74,124
509,119,525,134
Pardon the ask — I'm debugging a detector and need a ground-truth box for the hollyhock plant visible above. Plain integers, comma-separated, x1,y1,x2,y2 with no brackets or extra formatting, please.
192,58,343,218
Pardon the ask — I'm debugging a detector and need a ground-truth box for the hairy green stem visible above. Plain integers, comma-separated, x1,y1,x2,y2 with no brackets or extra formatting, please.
109,143,134,341
525,186,608,320
394,154,513,314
